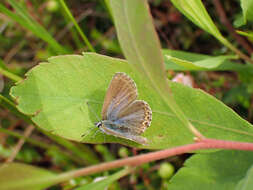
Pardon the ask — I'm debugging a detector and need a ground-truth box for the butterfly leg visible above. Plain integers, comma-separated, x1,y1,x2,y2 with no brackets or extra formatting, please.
92,128,102,139
85,100,101,121
81,126,96,138
103,132,106,144
81,100,102,139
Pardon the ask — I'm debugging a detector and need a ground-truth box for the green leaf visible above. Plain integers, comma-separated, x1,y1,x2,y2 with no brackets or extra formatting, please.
165,54,237,70
74,168,132,190
163,49,253,74
0,163,56,190
193,55,238,69
165,55,201,70
10,53,253,149
170,0,222,39
236,165,253,190
241,0,253,23
168,150,253,190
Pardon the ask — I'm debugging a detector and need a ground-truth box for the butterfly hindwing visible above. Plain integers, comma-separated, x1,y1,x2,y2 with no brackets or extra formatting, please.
115,100,152,135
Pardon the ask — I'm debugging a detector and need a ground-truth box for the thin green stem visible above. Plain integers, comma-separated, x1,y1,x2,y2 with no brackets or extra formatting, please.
218,36,253,64
59,0,95,52
0,94,16,107
102,0,114,22
0,67,23,82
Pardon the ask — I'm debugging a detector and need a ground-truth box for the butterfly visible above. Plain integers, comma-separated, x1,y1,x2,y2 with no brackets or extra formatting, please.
95,72,152,145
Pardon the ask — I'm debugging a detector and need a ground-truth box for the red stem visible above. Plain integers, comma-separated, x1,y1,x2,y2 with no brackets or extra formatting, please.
62,138,253,179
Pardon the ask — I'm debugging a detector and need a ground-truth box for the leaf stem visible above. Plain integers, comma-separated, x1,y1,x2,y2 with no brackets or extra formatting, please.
219,36,253,64
0,67,23,82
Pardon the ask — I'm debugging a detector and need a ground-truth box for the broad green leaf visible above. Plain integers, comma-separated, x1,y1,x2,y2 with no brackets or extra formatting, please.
74,168,132,190
163,49,253,74
241,0,253,22
236,30,253,41
109,0,194,141
0,163,56,190
236,165,253,190
10,53,253,149
168,150,253,190
165,54,237,70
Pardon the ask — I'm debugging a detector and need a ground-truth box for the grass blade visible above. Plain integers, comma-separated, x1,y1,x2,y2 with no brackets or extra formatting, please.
59,0,95,52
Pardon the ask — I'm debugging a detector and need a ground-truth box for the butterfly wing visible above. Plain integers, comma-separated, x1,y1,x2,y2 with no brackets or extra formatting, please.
102,72,137,121
115,100,152,135
101,72,152,144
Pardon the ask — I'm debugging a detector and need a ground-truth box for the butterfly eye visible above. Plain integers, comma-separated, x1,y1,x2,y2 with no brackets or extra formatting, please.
95,122,102,128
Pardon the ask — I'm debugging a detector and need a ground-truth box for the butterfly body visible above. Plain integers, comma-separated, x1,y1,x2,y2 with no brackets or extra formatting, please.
96,72,152,145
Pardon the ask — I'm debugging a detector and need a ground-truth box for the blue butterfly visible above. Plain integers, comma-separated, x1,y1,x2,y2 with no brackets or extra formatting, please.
95,72,152,145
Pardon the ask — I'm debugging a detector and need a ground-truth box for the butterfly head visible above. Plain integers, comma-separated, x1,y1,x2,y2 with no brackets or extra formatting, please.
95,121,102,128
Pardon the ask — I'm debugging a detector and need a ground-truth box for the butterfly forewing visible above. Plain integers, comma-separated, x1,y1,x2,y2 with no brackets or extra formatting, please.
102,72,137,120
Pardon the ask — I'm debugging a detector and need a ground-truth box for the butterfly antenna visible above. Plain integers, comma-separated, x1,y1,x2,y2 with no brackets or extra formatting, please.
82,126,98,138
92,129,101,139
103,133,106,144
86,101,100,121
81,101,101,139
